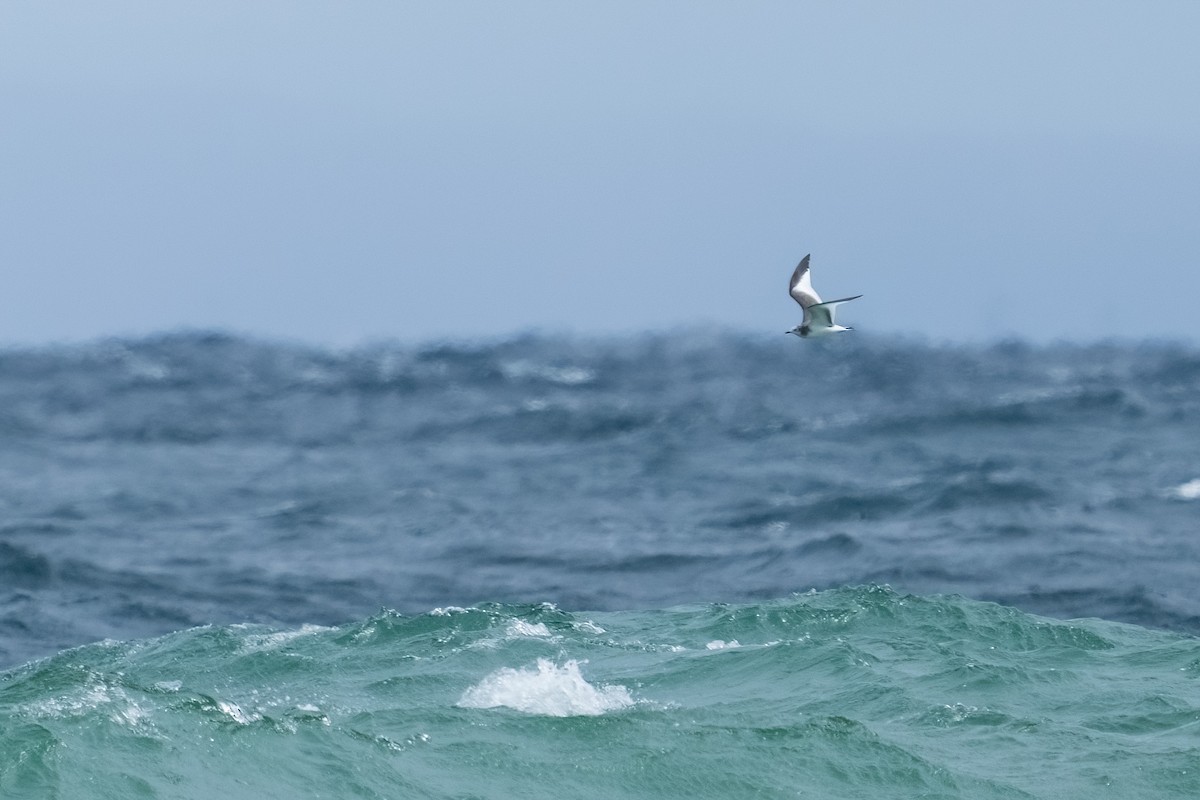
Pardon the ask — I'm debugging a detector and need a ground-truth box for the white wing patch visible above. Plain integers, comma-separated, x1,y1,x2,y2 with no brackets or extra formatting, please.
788,255,823,309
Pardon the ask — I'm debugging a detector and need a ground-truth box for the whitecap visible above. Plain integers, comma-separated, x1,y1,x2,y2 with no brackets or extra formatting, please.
505,620,553,638
430,606,469,616
500,360,596,385
705,639,741,650
239,623,332,653
1170,479,1200,500
456,659,634,717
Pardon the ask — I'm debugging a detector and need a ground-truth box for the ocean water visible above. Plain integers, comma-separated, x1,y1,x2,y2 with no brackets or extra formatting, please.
2,331,1200,798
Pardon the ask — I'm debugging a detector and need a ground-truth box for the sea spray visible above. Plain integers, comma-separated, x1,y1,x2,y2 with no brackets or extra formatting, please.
456,658,635,716
4,591,1199,799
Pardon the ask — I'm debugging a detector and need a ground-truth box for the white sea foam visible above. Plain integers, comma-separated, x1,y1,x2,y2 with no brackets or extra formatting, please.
500,360,596,385
430,606,469,616
1170,479,1200,500
469,619,555,651
238,624,332,653
506,620,553,638
26,678,152,729
704,639,783,651
27,683,112,720
456,659,634,717
111,702,151,727
706,639,741,650
216,700,261,725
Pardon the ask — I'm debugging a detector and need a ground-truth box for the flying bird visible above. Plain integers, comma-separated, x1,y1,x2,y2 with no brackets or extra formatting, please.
786,254,862,338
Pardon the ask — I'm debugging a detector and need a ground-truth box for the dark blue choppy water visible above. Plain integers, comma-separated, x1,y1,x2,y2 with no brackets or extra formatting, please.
2,331,1199,798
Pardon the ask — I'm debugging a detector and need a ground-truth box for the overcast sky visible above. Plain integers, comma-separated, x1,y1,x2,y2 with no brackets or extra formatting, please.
3,2,1198,346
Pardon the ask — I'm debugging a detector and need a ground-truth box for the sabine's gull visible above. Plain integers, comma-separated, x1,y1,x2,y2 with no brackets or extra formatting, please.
786,254,862,338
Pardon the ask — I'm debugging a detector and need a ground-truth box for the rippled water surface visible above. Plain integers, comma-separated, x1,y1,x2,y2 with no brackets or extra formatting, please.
2,331,1199,797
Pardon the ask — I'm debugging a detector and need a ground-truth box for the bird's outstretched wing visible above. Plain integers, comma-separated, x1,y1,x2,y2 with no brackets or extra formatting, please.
788,255,822,309
807,295,863,327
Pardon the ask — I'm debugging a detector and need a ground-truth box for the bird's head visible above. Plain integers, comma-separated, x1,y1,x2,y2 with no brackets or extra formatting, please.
785,325,806,337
